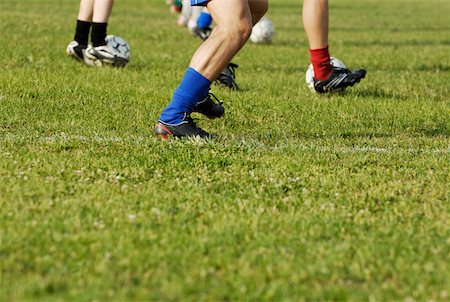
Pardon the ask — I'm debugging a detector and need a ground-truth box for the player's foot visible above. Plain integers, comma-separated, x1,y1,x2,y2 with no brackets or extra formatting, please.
154,114,212,139
193,27,212,41
192,93,224,119
84,44,129,67
215,63,240,90
314,67,366,93
66,41,86,62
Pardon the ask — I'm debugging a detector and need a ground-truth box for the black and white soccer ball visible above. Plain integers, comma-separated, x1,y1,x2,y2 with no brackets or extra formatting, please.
305,57,346,93
250,17,275,44
106,35,131,66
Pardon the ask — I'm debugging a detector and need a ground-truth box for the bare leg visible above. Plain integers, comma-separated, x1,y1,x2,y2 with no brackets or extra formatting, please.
249,0,268,25
92,0,115,23
68,0,94,60
302,0,367,92
188,6,203,31
182,0,192,18
155,0,268,137
302,0,328,49
178,0,192,27
77,0,94,22
189,0,268,81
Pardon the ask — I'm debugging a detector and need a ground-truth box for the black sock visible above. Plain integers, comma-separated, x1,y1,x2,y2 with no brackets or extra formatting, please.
91,22,108,47
74,20,91,45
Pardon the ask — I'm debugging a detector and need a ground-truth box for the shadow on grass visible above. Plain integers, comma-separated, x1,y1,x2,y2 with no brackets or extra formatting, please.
293,131,393,140
420,125,450,137
346,88,407,100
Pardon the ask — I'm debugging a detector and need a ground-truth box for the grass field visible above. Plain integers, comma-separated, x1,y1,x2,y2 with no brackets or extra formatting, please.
1,0,449,300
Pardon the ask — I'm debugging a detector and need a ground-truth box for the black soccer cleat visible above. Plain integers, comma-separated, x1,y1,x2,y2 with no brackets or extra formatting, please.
192,92,225,119
215,63,240,90
193,27,213,41
314,67,366,93
154,115,212,139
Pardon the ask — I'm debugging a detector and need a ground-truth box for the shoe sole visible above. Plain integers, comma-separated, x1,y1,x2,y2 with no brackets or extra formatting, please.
85,50,129,67
316,72,366,93
155,123,173,140
154,123,213,140
67,49,84,63
347,72,366,87
68,53,83,62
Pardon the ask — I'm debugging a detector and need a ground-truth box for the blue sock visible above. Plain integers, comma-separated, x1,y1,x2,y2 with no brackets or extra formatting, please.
159,67,211,125
197,12,212,29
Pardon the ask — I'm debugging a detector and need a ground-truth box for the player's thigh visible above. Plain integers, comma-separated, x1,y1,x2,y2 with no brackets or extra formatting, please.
248,0,268,25
206,0,252,29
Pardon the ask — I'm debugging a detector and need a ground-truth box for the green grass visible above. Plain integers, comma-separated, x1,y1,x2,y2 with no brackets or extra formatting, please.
1,0,449,300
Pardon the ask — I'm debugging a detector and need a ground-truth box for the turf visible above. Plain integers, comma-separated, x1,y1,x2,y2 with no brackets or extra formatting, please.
0,0,449,300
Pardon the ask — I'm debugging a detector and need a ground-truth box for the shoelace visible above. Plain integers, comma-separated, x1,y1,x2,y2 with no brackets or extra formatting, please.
195,27,212,41
227,63,239,79
218,63,240,90
208,92,223,106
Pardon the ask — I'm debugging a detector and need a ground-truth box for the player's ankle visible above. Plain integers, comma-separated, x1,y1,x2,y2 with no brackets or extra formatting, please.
309,46,332,81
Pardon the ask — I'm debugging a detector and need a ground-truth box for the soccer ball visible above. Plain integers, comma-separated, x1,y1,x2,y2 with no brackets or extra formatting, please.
106,35,131,67
249,17,274,44
305,57,346,93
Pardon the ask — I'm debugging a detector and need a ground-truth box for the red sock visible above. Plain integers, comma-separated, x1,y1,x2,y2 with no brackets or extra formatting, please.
309,46,332,81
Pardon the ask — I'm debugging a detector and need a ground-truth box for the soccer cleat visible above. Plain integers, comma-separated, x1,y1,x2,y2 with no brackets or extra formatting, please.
192,92,225,119
84,44,129,67
193,27,213,41
215,63,240,90
155,115,212,139
314,67,366,93
66,41,87,62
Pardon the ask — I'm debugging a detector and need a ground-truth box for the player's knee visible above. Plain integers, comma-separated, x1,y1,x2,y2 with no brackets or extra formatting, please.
242,22,253,41
215,17,252,47
232,19,253,45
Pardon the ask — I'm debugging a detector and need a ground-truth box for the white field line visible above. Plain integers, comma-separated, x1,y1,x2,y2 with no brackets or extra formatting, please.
0,133,449,154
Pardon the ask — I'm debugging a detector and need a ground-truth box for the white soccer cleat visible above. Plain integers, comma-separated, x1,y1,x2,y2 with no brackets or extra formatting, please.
66,40,86,62
84,44,129,67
